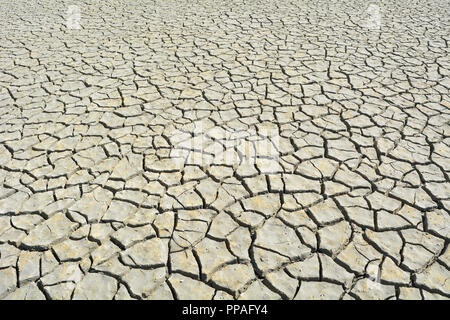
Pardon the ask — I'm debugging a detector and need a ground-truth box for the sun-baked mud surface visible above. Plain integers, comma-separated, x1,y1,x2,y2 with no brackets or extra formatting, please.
0,0,449,300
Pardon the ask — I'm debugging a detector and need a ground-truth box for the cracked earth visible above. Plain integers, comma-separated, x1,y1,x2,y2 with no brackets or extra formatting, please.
0,0,449,300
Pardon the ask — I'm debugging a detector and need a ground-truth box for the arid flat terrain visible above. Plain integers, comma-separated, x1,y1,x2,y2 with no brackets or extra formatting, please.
0,0,449,300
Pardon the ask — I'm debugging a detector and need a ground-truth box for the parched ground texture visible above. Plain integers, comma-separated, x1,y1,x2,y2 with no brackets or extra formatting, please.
0,0,449,300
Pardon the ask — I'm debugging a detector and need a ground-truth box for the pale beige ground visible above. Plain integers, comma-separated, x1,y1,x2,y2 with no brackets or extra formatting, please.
0,0,449,300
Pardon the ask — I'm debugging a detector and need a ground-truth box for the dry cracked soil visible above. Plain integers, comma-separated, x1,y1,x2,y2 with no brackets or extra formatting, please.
0,0,449,300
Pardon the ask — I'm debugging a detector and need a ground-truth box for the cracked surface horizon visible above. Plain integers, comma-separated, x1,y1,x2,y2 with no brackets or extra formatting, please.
0,0,449,300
